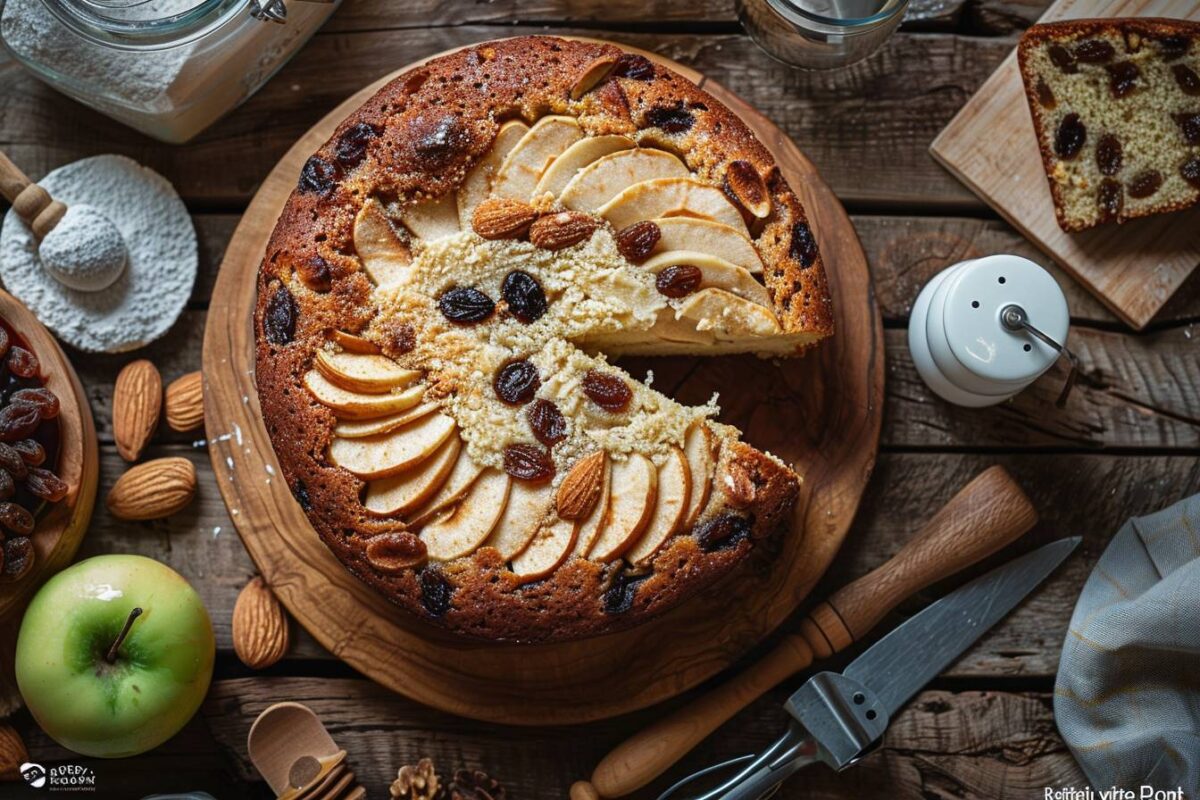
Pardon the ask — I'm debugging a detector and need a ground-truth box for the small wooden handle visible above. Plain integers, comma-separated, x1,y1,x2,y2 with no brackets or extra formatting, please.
0,150,66,240
578,465,1037,799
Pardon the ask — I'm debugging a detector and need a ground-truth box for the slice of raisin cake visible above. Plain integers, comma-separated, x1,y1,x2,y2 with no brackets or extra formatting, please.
255,36,834,643
1018,18,1200,231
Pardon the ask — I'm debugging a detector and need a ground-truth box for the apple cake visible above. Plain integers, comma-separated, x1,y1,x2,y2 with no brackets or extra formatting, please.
1018,18,1200,231
255,36,833,642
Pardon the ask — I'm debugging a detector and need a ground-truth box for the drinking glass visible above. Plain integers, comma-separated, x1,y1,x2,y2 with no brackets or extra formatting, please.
736,0,910,70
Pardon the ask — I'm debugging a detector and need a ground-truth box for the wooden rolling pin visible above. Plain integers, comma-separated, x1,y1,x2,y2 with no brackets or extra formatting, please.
0,150,67,241
570,465,1038,800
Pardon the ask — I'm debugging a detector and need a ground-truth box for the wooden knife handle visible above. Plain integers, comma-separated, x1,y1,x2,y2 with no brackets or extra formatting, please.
575,465,1037,800
0,150,66,240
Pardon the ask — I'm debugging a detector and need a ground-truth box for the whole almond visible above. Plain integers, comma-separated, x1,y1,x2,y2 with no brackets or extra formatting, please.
556,451,606,520
165,371,204,433
364,531,427,573
471,197,538,240
113,360,162,462
106,457,196,521
615,220,661,264
724,160,772,220
232,576,290,670
0,724,28,781
529,211,600,251
570,54,618,100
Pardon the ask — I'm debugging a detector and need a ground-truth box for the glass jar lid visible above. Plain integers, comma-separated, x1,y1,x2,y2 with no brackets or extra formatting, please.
36,0,248,50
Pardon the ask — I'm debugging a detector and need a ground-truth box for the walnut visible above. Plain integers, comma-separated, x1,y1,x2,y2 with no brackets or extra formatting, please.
448,769,506,800
391,758,442,800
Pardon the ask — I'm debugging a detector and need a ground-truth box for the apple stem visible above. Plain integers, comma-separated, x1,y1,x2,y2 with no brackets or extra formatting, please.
106,607,143,664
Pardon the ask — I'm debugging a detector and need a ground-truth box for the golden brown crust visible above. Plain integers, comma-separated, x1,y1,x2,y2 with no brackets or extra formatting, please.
254,36,811,642
1017,18,1200,232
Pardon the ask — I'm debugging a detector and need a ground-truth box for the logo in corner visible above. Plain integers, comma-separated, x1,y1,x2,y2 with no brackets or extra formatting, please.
19,762,97,791
20,762,46,788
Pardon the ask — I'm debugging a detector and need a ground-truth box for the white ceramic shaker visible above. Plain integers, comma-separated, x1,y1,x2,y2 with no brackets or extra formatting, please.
908,254,1070,407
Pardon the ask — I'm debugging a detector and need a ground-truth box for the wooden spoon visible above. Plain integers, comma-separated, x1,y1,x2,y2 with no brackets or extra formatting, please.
0,150,67,241
248,701,350,797
570,465,1038,799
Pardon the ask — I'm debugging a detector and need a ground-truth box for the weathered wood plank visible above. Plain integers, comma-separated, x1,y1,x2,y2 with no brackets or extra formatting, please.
80,446,1200,677
0,28,1013,210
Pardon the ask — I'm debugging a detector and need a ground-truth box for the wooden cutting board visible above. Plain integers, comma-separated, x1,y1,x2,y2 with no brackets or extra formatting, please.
930,0,1200,330
202,38,883,725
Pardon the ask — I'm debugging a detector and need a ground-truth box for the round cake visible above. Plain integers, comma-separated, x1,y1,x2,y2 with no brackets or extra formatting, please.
254,36,833,643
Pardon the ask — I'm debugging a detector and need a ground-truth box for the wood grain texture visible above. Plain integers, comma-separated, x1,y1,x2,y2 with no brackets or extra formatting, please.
930,0,1200,330
200,40,883,725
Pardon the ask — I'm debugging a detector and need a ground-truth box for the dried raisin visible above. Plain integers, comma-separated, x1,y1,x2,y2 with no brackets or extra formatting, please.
790,221,819,267
12,439,45,466
528,399,567,447
615,221,661,264
1098,178,1124,223
27,468,67,502
1173,64,1200,96
582,370,632,412
503,443,555,483
1158,35,1191,60
1175,113,1200,145
438,287,495,324
1127,170,1163,199
612,53,655,80
1106,61,1140,98
263,285,298,346
0,470,13,502
1,537,33,582
1054,114,1087,159
0,445,27,481
601,571,648,615
0,328,8,361
0,403,41,442
11,388,58,420
298,156,338,196
335,121,380,169
7,347,38,379
1181,156,1200,189
695,514,752,552
411,115,468,167
1049,44,1077,73
0,503,33,535
1035,78,1056,109
501,271,547,324
297,255,332,292
645,105,695,134
1074,39,1115,62
655,265,703,298
420,568,453,616
1095,134,1123,176
494,360,541,406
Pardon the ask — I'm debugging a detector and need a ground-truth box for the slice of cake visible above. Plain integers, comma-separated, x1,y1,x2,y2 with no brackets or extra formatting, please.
1017,18,1200,231
254,36,833,643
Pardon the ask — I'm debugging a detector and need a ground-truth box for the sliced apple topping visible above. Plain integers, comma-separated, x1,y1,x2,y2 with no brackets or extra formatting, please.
330,329,381,354
558,149,689,212
315,350,422,394
485,480,554,560
598,177,748,232
304,371,425,420
329,412,457,479
570,453,612,558
677,288,782,338
534,135,635,199
626,447,692,566
458,119,529,226
651,218,763,274
642,251,771,308
406,454,486,527
511,517,578,583
398,193,461,241
492,116,583,202
420,469,511,561
334,402,440,439
681,422,716,529
587,453,657,562
353,198,412,288
364,435,462,516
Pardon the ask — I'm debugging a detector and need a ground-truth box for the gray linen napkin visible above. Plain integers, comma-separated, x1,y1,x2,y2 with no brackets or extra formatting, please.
1055,492,1200,792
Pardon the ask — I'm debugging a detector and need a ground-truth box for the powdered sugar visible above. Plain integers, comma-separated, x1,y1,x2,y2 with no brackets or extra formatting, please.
38,204,128,292
0,155,196,353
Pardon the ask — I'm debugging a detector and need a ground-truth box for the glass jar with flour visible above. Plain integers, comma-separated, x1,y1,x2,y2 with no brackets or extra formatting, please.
0,0,339,143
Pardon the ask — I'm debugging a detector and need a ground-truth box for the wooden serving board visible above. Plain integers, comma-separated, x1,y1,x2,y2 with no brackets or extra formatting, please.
202,39,883,726
930,0,1200,331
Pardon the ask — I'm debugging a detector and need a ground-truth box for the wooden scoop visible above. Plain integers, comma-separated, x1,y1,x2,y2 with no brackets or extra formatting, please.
0,150,67,241
570,465,1038,800
248,701,360,799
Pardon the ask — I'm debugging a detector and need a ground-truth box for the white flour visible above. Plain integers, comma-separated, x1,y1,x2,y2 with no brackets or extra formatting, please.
0,155,197,353
38,204,128,292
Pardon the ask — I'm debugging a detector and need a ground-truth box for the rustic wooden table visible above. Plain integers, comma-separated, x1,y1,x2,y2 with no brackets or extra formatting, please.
2,1,1198,797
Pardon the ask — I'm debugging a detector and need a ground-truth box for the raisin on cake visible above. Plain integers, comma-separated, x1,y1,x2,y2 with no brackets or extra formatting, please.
254,36,833,643
1018,18,1200,232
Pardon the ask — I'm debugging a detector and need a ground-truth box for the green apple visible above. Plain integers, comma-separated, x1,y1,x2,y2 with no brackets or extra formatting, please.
15,554,215,758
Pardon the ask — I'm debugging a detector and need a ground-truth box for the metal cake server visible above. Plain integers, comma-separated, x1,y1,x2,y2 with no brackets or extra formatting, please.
659,537,1080,800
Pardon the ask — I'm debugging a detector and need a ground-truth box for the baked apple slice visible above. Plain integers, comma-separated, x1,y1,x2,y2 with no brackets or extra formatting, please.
676,288,782,338
533,134,635,199
329,413,457,479
363,435,462,516
681,422,716,529
303,371,425,419
315,350,422,394
627,447,691,567
651,217,764,274
485,480,554,560
330,330,381,354
642,251,771,307
587,453,657,562
420,469,511,561
398,193,461,241
557,149,688,212
491,116,583,201
405,455,485,527
333,402,440,439
599,177,747,232
353,199,412,288
511,517,578,583
458,119,530,225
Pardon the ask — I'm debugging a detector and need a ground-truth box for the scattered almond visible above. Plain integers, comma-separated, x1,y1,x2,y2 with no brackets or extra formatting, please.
106,457,196,521
113,359,162,462
0,724,28,782
722,460,757,509
615,220,661,264
556,451,606,520
165,371,204,433
471,197,538,240
232,576,290,670
365,531,427,573
570,54,618,100
724,160,772,220
529,211,600,251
